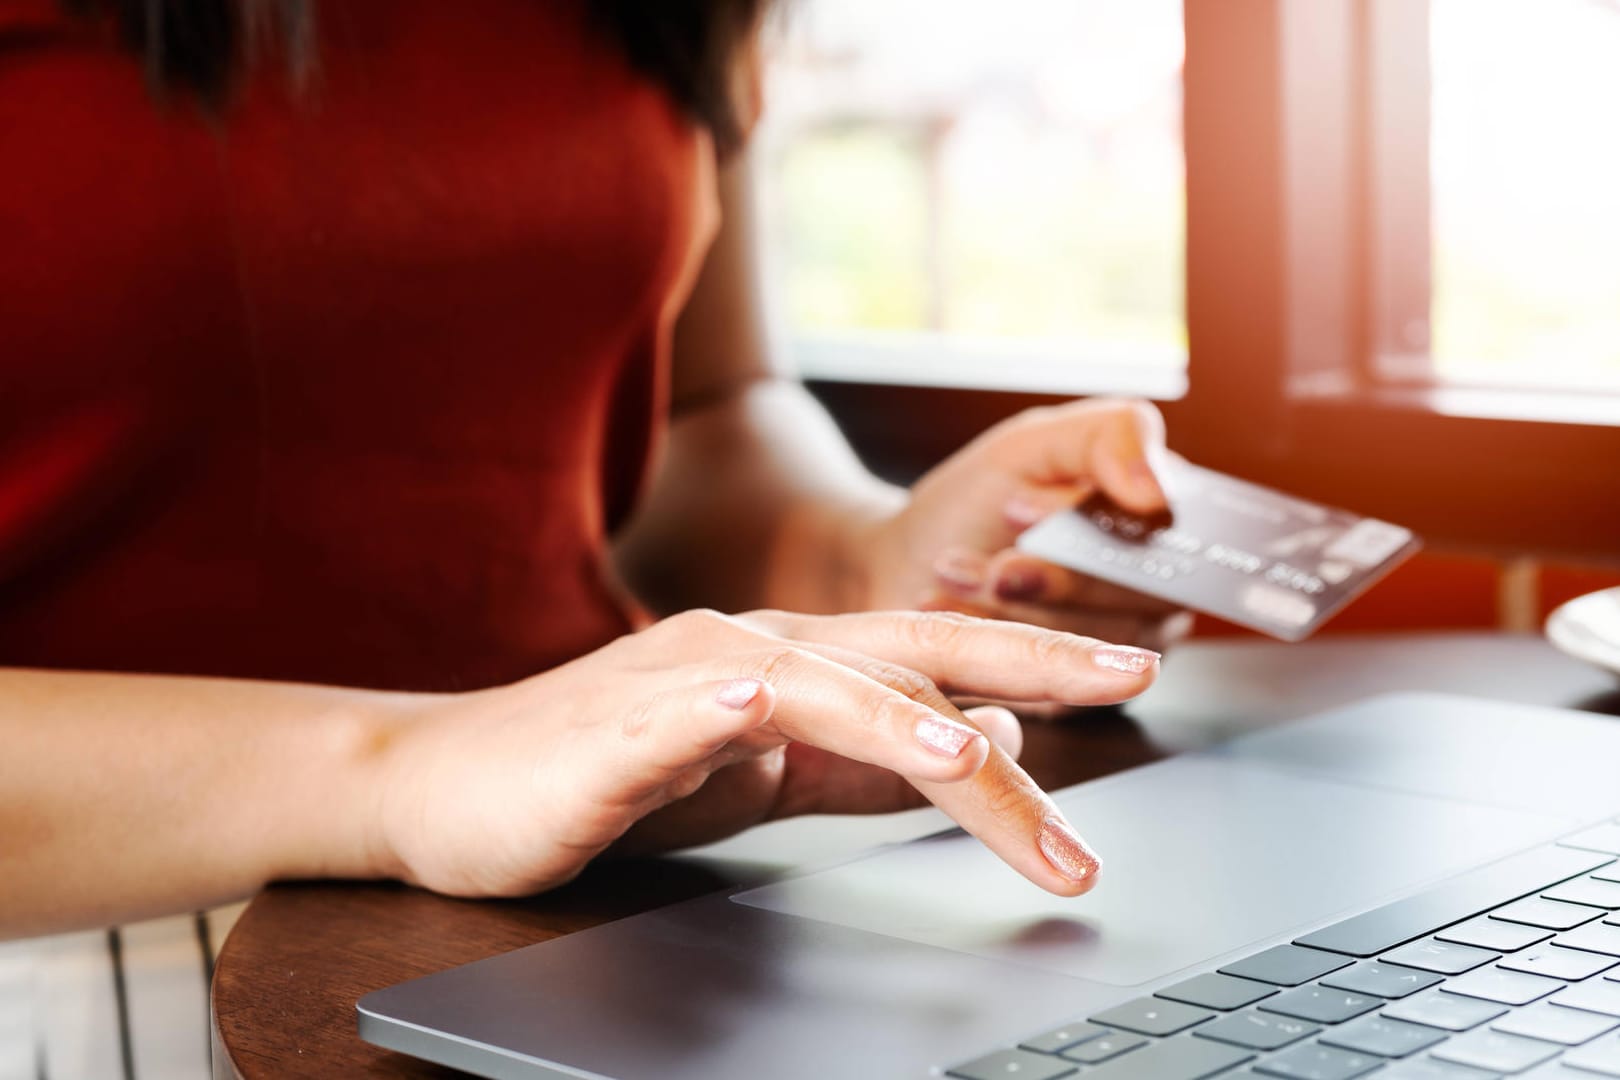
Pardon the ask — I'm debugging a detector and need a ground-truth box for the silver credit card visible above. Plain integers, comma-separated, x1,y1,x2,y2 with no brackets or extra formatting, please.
1015,460,1421,641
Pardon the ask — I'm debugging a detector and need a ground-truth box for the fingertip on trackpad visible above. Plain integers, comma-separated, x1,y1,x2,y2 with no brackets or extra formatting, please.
732,757,1560,987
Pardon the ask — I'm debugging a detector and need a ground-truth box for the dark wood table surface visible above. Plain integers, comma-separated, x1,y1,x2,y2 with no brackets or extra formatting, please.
210,632,1620,1078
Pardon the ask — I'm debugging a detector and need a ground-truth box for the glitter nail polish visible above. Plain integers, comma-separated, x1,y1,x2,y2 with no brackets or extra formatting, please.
914,714,980,758
1038,816,1101,884
1090,645,1160,675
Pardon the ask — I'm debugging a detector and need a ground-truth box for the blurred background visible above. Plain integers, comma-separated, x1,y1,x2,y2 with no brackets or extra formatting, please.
753,0,1620,636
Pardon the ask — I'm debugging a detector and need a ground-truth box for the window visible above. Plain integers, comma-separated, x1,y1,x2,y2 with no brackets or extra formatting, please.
790,0,1620,556
758,0,1186,397
1178,0,1620,555
1425,0,1620,396
1370,0,1620,419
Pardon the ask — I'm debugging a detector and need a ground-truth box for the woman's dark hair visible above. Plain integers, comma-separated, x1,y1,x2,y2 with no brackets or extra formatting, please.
65,0,765,152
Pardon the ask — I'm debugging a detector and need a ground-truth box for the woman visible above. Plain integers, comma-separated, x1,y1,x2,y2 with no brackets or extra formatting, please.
0,0,1183,946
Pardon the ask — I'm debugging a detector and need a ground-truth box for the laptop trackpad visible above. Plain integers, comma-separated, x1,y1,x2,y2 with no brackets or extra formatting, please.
733,757,1566,988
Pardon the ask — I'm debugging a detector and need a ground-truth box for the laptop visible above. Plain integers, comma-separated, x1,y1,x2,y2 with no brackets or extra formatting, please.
357,692,1620,1079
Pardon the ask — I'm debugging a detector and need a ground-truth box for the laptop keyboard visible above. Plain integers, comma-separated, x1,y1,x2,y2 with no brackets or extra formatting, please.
947,824,1620,1080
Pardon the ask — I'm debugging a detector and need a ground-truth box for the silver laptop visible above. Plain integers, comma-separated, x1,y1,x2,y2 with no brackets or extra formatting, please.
357,693,1620,1079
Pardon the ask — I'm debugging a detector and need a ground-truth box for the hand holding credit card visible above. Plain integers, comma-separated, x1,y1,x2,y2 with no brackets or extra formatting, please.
1015,458,1420,640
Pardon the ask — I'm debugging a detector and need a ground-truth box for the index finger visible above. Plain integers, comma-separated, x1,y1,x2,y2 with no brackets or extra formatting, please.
914,742,1102,895
714,646,1101,897
745,609,1160,705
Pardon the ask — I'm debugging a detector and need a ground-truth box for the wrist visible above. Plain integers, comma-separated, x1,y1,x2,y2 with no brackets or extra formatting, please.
270,686,421,885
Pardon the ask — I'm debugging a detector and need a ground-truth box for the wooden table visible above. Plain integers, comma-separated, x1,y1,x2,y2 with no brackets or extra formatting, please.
210,632,1620,1078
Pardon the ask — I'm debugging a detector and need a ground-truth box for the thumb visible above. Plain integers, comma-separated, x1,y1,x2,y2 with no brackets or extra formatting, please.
989,399,1169,514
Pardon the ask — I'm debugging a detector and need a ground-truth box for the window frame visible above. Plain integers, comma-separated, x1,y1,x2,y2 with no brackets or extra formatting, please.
805,0,1620,561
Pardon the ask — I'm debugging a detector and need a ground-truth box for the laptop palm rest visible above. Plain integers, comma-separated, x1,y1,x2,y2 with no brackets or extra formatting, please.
733,754,1565,987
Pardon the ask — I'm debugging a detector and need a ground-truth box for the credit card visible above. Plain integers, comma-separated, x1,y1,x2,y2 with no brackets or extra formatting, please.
1014,459,1420,640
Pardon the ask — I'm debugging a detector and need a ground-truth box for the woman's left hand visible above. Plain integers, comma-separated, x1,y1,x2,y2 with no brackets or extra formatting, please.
861,398,1190,653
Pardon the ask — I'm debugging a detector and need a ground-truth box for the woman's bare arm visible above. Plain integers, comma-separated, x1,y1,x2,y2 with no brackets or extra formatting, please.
612,153,902,618
0,668,398,938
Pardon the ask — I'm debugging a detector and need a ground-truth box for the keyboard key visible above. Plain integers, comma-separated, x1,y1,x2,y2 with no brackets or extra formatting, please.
1375,1060,1503,1079
1492,1002,1620,1045
1552,978,1620,1017
1221,945,1354,987
1295,845,1613,957
1438,918,1554,952
1444,967,1567,1005
1381,991,1508,1032
1194,1010,1319,1051
1091,997,1214,1036
1519,1064,1601,1080
1499,945,1619,981
1157,973,1279,1011
1319,1014,1449,1058
1561,824,1620,857
1382,939,1500,975
1556,922,1620,958
1018,1020,1110,1054
1254,1041,1382,1079
1431,1029,1563,1073
1545,876,1620,910
1261,986,1383,1024
1596,864,1620,885
1059,1033,1147,1064
1564,1032,1620,1076
1321,962,1444,999
1491,897,1606,931
1076,1036,1254,1080
946,1047,1077,1080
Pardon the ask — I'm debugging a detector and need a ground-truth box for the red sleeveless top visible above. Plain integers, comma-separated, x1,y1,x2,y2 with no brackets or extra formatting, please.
0,0,717,690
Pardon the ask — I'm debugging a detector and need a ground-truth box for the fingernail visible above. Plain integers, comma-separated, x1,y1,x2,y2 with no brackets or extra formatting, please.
1038,815,1101,884
1128,459,1167,502
1004,496,1050,527
994,566,1044,602
932,550,984,592
1090,645,1160,675
716,678,763,710
914,713,982,758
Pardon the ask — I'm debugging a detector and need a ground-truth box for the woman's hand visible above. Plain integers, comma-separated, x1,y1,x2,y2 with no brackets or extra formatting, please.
372,608,1160,901
861,398,1190,652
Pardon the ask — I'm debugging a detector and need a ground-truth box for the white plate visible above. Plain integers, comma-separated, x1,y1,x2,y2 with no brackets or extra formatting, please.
1546,586,1620,678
